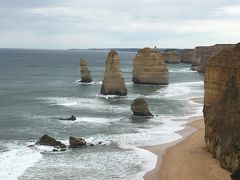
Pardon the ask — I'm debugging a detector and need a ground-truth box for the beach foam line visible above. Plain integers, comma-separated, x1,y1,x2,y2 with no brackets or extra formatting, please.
0,142,42,180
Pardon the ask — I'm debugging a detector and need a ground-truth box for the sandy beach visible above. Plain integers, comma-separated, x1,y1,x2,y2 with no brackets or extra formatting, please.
143,98,231,180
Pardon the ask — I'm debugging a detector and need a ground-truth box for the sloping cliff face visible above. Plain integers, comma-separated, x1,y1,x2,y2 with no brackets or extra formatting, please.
80,58,92,82
101,49,127,95
162,49,182,63
132,47,169,85
203,43,240,171
192,44,235,72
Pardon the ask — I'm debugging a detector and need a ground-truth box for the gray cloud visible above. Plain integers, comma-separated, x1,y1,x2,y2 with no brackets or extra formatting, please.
0,0,239,48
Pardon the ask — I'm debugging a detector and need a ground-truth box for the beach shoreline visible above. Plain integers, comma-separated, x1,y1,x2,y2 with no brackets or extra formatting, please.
142,97,231,180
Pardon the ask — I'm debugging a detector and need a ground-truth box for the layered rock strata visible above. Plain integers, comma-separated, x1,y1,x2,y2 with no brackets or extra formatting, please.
191,44,235,72
162,49,182,63
132,47,169,85
181,49,194,63
203,43,240,171
101,49,127,95
80,58,92,82
131,98,153,116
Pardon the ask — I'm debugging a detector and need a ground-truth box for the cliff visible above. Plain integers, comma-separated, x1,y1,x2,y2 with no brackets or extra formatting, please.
181,49,194,63
100,49,127,95
132,47,169,85
80,58,92,82
203,43,240,171
191,44,235,72
162,49,182,63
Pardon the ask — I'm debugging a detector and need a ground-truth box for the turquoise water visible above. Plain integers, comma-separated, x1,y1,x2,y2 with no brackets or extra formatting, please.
0,49,204,180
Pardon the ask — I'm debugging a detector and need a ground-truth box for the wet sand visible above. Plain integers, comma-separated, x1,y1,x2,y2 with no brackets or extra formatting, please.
144,118,230,180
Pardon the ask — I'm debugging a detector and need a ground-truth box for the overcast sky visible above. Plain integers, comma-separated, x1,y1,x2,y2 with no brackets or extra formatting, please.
0,0,239,49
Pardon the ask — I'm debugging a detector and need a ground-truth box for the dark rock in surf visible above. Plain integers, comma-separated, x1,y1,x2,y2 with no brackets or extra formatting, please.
37,134,67,148
59,115,76,121
131,98,153,116
69,136,86,148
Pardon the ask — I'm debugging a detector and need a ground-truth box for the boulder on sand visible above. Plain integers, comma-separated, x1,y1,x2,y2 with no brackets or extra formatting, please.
131,98,153,116
69,136,86,148
37,134,66,148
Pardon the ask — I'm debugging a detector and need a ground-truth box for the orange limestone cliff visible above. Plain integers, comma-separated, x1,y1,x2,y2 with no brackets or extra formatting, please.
192,44,235,72
80,58,92,83
162,49,182,63
132,47,169,85
203,43,240,171
100,49,127,95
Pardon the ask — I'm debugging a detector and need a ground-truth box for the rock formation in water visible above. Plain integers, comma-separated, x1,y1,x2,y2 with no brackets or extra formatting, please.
100,49,127,95
162,49,182,63
181,49,194,63
132,47,169,85
59,115,76,121
37,134,67,148
69,136,86,148
80,58,92,82
191,44,235,72
203,43,240,171
131,98,153,116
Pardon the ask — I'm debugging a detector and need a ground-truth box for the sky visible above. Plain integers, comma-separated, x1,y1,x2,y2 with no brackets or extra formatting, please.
0,0,239,49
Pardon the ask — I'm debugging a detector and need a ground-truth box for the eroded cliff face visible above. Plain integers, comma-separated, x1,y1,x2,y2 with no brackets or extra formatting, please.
204,43,240,171
162,49,182,63
182,49,194,63
101,49,127,95
132,47,169,85
192,44,235,72
80,58,92,82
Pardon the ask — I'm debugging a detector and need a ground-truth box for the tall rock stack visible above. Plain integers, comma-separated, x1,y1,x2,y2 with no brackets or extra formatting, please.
100,49,127,95
132,47,169,85
203,43,240,171
80,58,92,83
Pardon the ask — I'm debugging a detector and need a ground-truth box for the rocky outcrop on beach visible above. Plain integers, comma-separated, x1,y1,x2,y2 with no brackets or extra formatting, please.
203,43,240,171
69,136,86,148
80,58,92,83
101,49,127,95
131,98,153,116
191,44,235,72
162,49,182,63
132,47,169,85
37,134,67,148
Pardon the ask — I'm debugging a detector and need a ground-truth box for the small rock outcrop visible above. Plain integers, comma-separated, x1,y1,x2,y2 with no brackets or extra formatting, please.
100,49,127,95
132,47,169,85
191,44,235,72
59,115,76,121
80,58,92,82
162,49,182,63
203,43,240,171
37,134,67,148
69,136,86,148
131,98,153,116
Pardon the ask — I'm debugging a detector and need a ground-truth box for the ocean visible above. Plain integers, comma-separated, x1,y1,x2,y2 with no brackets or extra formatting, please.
0,48,204,180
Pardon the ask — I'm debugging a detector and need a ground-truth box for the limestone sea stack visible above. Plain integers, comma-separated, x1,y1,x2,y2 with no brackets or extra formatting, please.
100,49,127,95
131,98,153,116
132,47,169,85
80,58,92,82
203,43,240,171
